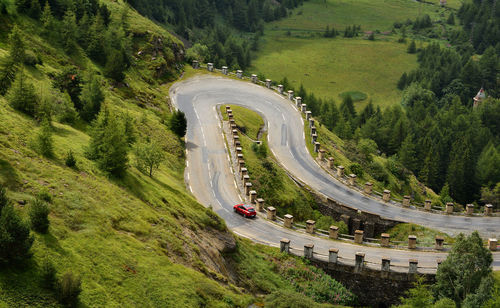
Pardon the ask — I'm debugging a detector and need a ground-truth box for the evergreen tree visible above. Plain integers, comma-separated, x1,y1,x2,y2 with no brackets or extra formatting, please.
447,13,455,25
29,199,50,233
478,46,498,97
28,0,41,19
61,10,77,53
36,119,54,157
407,40,416,54
0,204,34,264
0,185,9,213
339,95,356,121
8,70,38,116
8,26,25,64
80,74,104,122
476,143,500,187
0,58,18,96
447,138,476,204
419,145,440,191
104,49,126,82
398,134,419,172
87,108,129,176
40,1,55,37
397,72,407,90
169,110,187,138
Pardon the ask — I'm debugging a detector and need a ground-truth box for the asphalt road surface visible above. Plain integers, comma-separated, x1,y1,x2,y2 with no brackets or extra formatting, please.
170,75,500,271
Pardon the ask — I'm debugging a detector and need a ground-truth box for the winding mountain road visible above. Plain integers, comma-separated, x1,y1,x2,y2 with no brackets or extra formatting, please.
170,75,500,271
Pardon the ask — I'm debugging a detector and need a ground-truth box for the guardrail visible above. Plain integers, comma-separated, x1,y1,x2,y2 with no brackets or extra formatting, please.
220,106,500,253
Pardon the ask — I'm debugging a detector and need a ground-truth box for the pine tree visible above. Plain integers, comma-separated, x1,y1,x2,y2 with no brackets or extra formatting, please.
29,199,50,233
407,40,416,54
0,185,9,213
339,95,356,121
104,49,126,82
447,13,455,25
0,204,34,264
40,1,54,37
447,138,476,204
8,70,38,116
28,0,41,19
398,134,419,173
8,26,25,64
397,72,407,90
80,74,104,122
169,110,187,138
476,143,500,187
36,118,54,157
61,10,77,53
87,108,129,176
0,58,18,96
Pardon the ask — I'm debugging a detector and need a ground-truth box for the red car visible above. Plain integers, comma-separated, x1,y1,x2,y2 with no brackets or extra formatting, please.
233,204,256,218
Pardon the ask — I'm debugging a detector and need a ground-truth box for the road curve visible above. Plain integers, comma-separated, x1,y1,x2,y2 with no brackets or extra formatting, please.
170,75,500,271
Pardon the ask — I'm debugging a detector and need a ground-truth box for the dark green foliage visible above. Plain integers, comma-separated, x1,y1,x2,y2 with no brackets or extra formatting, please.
104,49,126,82
412,14,432,30
8,70,38,116
446,13,455,25
434,232,493,306
28,0,41,19
367,32,374,41
458,0,500,54
343,25,361,38
349,163,363,177
80,74,104,122
8,26,25,64
323,25,336,38
40,256,57,290
0,58,18,95
86,108,129,177
29,199,50,233
65,150,76,168
0,184,9,213
169,110,187,138
52,67,82,110
57,271,82,307
339,94,356,121
35,119,54,158
37,187,52,203
407,40,416,54
0,2,7,14
61,10,77,53
0,204,34,265
476,143,500,187
252,142,268,159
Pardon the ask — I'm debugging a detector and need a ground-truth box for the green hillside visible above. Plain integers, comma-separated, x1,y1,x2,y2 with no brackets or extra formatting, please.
0,0,353,306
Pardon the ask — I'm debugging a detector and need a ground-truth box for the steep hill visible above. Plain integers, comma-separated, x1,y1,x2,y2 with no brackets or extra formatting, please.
0,0,352,306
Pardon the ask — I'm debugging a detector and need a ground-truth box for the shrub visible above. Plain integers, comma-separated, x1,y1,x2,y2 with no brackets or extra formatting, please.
349,163,363,177
0,184,8,213
169,110,187,138
367,161,388,183
37,187,52,203
40,257,57,289
23,50,40,66
0,204,34,264
29,198,50,233
35,119,54,158
65,150,76,168
57,271,82,307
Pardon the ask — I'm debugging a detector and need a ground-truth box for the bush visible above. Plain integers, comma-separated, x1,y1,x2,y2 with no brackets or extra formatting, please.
57,271,82,307
23,50,40,66
349,163,363,177
169,110,187,138
37,187,52,203
35,119,54,158
40,257,57,290
65,150,76,168
0,204,34,264
29,198,50,233
0,184,8,213
367,161,388,183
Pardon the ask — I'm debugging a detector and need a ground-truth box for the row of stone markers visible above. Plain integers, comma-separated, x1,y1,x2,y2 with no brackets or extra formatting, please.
194,60,498,217
217,67,499,254
280,238,435,274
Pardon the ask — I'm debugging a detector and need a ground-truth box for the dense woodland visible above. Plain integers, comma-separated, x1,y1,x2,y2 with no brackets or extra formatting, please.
286,1,500,207
125,0,306,69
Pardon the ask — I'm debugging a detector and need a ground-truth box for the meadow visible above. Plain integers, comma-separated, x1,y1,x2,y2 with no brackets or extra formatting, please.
251,0,455,109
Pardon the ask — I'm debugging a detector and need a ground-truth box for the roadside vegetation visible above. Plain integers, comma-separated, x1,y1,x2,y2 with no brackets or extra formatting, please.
221,105,347,232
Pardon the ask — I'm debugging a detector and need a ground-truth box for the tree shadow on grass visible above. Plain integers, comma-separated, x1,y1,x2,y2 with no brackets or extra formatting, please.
0,157,20,189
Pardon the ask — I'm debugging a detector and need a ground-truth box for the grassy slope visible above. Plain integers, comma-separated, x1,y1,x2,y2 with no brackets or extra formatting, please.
251,0,454,109
0,3,347,307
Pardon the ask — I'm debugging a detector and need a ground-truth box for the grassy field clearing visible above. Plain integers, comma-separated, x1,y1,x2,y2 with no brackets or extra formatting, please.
268,0,448,33
251,37,418,109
